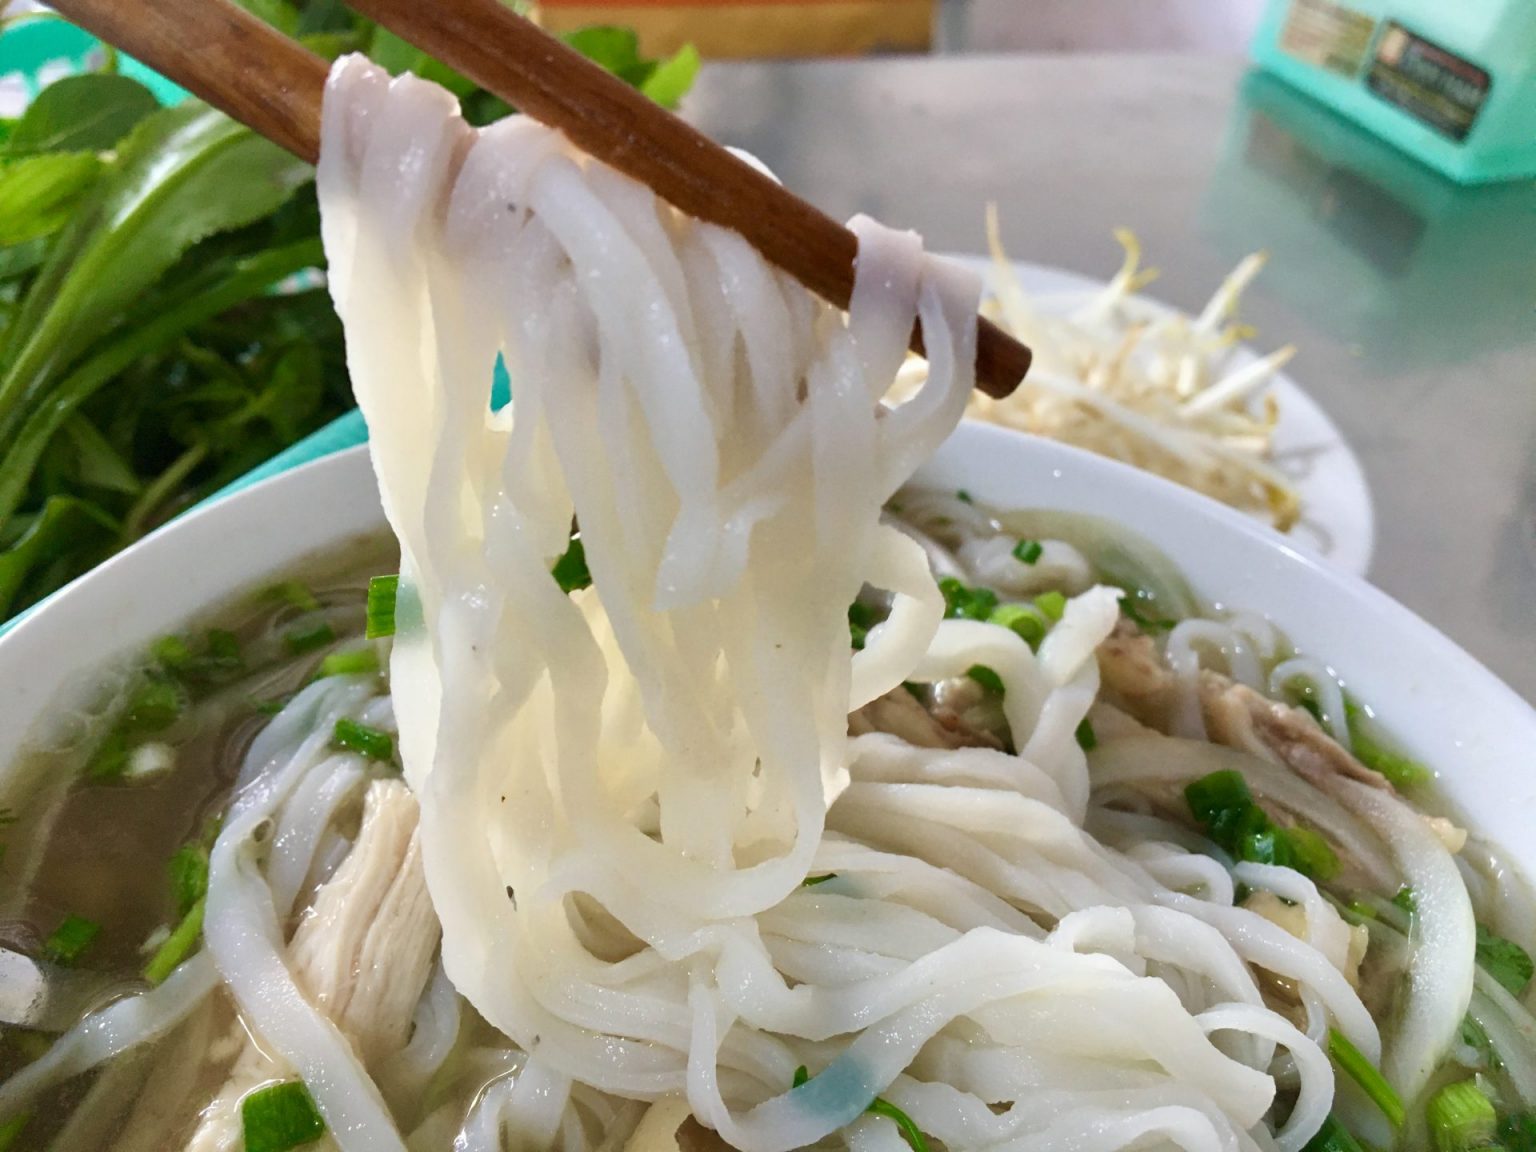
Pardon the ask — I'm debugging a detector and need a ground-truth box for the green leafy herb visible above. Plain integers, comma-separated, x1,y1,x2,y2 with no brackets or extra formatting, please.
241,1079,327,1152
1392,886,1418,916
1500,1111,1536,1152
332,718,393,762
793,1064,810,1088
1184,769,1338,881
283,619,335,655
365,574,398,640
1328,1028,1404,1128
1075,718,1097,751
1011,538,1043,565
966,664,1004,695
143,897,204,984
125,677,186,732
552,535,592,594
1426,1080,1497,1152
801,874,837,887
317,646,379,679
43,913,100,965
1476,924,1534,997
955,489,973,504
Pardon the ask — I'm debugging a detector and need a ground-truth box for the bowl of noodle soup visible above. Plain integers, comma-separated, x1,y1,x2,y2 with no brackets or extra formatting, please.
0,51,1534,1152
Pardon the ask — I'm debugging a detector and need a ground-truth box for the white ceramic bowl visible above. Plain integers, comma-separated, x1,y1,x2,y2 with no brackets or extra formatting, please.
2,426,1532,875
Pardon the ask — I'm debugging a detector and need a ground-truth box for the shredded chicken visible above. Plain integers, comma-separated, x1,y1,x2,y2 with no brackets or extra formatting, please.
849,686,1002,750
1096,617,1176,707
1197,672,1390,793
184,779,440,1151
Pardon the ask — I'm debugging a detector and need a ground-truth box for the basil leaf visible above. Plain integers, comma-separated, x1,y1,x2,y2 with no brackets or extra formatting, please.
6,74,159,156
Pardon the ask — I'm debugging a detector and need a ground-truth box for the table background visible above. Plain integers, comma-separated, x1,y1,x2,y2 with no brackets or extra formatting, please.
688,54,1536,701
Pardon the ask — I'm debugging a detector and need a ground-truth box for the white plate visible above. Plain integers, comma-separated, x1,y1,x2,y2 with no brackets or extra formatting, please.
947,256,1376,577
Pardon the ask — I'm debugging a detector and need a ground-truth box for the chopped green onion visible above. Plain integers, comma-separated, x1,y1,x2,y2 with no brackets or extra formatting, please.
151,634,193,673
901,681,926,701
253,694,292,716
1393,886,1418,915
1302,1114,1367,1152
801,874,837,887
1461,1014,1499,1071
955,489,973,504
1476,924,1534,997
1121,595,1176,633
1185,770,1253,826
1012,539,1043,565
1499,1111,1536,1152
0,1114,29,1152
1075,718,1097,751
552,536,592,594
1344,698,1430,788
938,578,998,621
867,1097,931,1152
169,843,210,917
788,1068,930,1151
242,1080,327,1152
1427,1080,1498,1152
262,581,321,614
317,647,380,679
332,719,393,762
44,914,100,966
1285,825,1341,882
1238,825,1294,869
86,731,130,782
1328,1028,1404,1128
143,898,204,985
966,664,1005,696
366,575,399,640
848,601,878,651
284,620,336,655
1295,693,1326,726
188,629,245,684
125,678,186,732
987,603,1046,649
1033,590,1067,621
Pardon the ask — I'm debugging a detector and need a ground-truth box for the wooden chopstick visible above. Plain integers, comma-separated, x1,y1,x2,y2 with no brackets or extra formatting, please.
50,0,1030,398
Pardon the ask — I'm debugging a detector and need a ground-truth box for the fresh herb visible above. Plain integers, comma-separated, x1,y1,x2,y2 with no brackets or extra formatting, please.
365,574,398,640
1461,1014,1499,1071
241,1079,327,1152
551,535,592,594
938,577,998,622
1344,698,1430,788
790,1067,930,1152
143,897,204,984
1011,539,1043,565
1075,718,1097,751
0,24,699,624
801,874,837,887
966,664,1004,696
1302,1114,1366,1152
1184,769,1339,881
332,718,393,762
987,603,1046,649
1500,1111,1536,1152
283,618,335,655
168,817,219,916
43,913,100,965
1328,1028,1404,1128
1392,886,1418,916
125,677,187,731
1426,1080,1498,1152
1476,924,1534,997
317,646,379,679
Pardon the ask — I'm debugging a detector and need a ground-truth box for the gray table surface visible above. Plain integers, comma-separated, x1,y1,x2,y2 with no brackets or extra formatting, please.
688,52,1536,703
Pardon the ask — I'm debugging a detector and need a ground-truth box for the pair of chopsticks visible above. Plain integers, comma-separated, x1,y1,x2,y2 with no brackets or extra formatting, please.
49,0,1030,398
